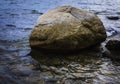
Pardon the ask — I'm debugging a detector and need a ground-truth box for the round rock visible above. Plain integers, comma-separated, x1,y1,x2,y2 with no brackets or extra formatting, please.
106,34,120,50
30,6,107,52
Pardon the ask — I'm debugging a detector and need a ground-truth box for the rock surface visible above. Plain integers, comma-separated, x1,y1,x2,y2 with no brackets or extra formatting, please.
106,34,120,50
30,6,106,52
103,34,120,60
106,40,120,50
106,15,119,20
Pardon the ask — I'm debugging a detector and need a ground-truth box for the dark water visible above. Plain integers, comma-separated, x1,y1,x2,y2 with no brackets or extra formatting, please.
0,0,120,84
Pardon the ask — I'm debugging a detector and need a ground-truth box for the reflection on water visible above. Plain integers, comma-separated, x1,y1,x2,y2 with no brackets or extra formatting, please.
0,0,120,83
30,49,120,83
31,49,101,66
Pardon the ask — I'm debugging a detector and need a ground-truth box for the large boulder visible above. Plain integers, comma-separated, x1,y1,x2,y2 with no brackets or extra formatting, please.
30,6,107,52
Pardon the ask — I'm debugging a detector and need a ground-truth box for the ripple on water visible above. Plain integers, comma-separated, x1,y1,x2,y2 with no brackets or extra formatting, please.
30,49,120,83
0,0,120,83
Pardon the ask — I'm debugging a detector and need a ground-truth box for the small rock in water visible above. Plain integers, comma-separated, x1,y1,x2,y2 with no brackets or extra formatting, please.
104,34,120,60
106,15,119,20
31,10,43,14
106,40,120,50
6,24,16,27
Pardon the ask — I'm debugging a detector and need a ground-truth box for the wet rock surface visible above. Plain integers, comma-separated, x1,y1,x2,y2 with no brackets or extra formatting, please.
103,34,120,60
106,15,119,20
0,0,120,84
106,40,120,50
106,34,120,50
30,6,106,52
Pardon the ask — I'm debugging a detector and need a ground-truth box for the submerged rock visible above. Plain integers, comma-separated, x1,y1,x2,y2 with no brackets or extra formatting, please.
106,34,120,50
30,6,106,52
106,40,120,50
106,15,119,20
104,34,120,60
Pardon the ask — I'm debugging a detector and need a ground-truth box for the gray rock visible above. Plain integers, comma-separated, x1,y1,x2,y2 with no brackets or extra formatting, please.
30,6,106,52
103,34,120,60
106,34,120,50
106,15,119,20
106,40,120,50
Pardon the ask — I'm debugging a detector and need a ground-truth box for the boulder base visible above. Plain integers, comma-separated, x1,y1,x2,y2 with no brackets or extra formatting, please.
30,6,106,52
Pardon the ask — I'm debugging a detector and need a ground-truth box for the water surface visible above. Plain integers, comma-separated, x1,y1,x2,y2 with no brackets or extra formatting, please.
0,0,120,84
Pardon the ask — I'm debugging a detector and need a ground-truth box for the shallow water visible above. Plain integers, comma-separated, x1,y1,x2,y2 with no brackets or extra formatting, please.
0,0,120,84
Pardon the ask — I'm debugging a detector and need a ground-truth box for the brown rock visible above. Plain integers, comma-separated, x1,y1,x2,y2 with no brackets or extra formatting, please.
30,6,107,52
